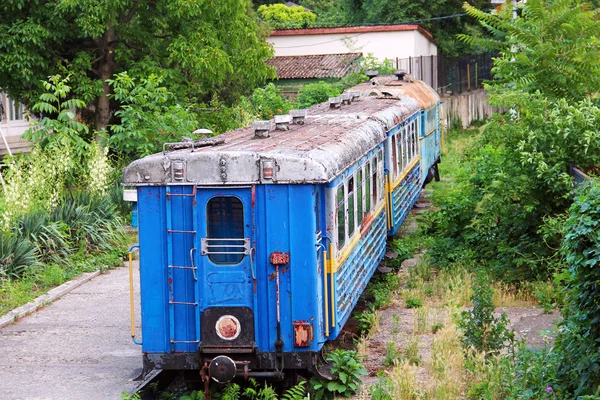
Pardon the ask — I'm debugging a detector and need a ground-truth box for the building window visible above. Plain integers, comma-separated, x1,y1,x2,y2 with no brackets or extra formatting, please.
206,196,245,264
337,185,345,249
8,98,24,121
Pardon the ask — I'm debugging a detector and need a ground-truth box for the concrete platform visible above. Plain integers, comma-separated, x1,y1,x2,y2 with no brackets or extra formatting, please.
0,264,142,400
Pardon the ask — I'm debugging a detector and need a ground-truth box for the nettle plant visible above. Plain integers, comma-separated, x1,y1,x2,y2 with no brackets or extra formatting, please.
310,349,367,399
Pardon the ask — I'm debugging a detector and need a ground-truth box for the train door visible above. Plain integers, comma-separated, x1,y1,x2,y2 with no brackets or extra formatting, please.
195,187,256,348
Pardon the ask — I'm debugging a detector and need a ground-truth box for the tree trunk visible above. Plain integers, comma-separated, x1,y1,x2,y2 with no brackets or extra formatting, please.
94,29,116,136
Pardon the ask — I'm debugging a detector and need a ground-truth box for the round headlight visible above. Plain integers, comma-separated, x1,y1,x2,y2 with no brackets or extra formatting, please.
215,315,241,340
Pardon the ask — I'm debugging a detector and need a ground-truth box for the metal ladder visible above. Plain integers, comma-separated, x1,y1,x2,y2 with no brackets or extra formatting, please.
166,186,201,349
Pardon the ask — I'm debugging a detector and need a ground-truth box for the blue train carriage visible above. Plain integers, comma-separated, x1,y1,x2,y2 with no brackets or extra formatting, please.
351,73,441,236
122,75,441,384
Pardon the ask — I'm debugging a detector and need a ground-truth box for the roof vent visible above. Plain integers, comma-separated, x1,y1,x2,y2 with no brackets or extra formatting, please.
252,120,272,139
274,114,292,131
366,70,379,79
340,93,352,105
394,70,407,81
349,91,361,101
290,109,308,125
329,97,342,109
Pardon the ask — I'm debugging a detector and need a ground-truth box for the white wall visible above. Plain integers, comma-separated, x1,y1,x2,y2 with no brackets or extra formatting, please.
269,30,437,61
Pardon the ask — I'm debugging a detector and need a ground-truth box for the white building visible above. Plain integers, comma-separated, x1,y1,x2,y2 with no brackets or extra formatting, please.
268,24,437,62
0,93,32,156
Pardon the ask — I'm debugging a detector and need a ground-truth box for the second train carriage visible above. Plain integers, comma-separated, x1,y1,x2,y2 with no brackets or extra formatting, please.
123,74,441,383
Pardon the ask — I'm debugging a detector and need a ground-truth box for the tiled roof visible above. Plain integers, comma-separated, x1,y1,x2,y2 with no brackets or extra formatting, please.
267,53,362,79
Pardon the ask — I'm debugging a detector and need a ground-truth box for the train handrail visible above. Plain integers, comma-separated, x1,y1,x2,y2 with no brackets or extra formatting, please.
129,244,142,345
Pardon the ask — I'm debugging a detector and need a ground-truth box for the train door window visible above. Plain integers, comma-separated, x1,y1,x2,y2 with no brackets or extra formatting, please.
391,135,398,177
337,185,345,249
206,196,244,264
347,175,355,238
357,168,364,225
365,163,371,212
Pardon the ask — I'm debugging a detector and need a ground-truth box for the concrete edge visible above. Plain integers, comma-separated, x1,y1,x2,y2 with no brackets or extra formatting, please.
0,270,102,329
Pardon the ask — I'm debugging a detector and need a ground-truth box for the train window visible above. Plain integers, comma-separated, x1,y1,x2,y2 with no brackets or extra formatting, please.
372,158,378,206
365,163,371,212
206,196,244,264
347,176,355,238
402,126,407,169
412,121,417,157
357,168,363,225
396,133,401,173
337,185,345,249
391,135,398,177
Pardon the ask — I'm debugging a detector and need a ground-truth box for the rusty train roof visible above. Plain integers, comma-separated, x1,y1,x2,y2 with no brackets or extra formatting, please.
122,78,440,186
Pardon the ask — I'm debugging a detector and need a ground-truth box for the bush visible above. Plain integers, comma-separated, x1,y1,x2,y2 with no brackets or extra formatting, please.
459,274,514,355
296,81,342,109
555,181,600,396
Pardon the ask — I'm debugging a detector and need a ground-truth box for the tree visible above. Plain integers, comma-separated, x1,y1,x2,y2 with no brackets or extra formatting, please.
461,0,600,101
257,3,316,28
0,0,274,133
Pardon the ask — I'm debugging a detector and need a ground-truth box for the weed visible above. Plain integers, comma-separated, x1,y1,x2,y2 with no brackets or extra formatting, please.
405,335,421,366
355,310,376,337
391,313,400,336
310,350,366,400
405,297,422,309
431,322,444,334
414,306,429,334
533,280,563,313
382,342,402,367
458,275,514,355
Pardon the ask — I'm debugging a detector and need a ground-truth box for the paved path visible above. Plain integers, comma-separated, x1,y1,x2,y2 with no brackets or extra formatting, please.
0,264,142,400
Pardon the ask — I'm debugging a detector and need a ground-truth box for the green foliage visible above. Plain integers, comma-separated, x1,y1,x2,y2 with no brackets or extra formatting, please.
355,309,376,336
245,83,293,120
382,342,402,367
458,275,514,355
0,0,274,131
426,93,600,281
405,297,422,309
0,233,39,280
310,350,367,399
258,4,316,28
108,72,200,158
25,74,90,152
296,81,342,109
555,181,600,396
179,390,202,400
461,0,600,101
465,343,564,399
231,378,307,400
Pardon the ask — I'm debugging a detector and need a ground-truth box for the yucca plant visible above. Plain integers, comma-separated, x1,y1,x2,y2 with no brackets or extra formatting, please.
0,233,39,279
13,210,73,263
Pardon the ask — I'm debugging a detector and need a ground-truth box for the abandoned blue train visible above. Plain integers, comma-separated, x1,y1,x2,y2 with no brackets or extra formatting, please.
122,73,441,383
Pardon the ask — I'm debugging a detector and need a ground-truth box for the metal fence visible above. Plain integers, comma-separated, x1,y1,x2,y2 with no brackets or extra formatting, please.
390,53,495,95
